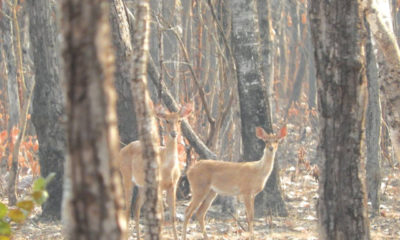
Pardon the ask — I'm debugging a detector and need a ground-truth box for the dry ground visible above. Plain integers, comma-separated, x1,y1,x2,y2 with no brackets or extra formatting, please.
2,162,398,240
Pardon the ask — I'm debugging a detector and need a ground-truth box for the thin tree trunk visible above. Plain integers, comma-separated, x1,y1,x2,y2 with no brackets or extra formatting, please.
365,22,382,216
132,0,162,239
310,0,371,238
307,27,317,109
1,0,20,205
60,0,126,239
364,0,400,164
7,0,28,206
257,0,274,113
8,80,34,205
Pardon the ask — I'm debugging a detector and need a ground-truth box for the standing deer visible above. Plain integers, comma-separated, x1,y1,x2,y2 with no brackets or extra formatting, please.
117,103,192,240
182,126,286,240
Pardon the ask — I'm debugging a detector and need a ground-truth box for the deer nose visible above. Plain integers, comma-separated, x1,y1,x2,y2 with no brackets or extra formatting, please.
170,131,177,138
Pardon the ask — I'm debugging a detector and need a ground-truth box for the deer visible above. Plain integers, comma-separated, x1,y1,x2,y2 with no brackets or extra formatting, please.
182,126,286,240
117,103,192,240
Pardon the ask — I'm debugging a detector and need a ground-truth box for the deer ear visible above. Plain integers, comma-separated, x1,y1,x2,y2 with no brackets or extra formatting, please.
255,127,268,141
179,102,193,118
278,125,287,139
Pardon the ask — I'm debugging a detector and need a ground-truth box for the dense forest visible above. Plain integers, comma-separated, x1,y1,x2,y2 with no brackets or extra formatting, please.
0,0,399,239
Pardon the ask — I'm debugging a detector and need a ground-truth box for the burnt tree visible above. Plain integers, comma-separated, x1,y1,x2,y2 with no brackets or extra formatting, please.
27,0,66,219
310,0,371,238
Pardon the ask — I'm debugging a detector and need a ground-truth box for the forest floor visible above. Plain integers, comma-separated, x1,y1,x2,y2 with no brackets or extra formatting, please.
2,114,400,239
1,162,398,240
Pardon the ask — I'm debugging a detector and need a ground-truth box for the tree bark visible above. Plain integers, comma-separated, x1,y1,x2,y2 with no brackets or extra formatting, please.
110,0,138,144
364,0,400,164
1,1,20,129
231,0,287,217
0,0,20,206
132,0,162,239
365,23,381,216
310,0,371,239
60,0,126,239
256,0,274,112
27,0,66,219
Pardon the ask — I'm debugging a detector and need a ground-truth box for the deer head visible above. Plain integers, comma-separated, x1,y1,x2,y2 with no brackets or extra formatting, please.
255,125,286,153
155,103,193,139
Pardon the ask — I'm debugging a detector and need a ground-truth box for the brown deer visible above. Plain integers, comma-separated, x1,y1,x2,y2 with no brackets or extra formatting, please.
182,126,286,240
117,103,192,240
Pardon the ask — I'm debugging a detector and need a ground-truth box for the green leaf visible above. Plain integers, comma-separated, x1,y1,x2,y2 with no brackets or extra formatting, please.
33,173,55,192
0,236,10,240
32,190,49,205
8,208,26,223
32,177,46,192
0,203,7,219
0,220,11,236
16,200,35,212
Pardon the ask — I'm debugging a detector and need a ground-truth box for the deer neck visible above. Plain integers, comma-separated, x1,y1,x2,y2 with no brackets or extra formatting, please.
258,147,277,176
163,136,178,166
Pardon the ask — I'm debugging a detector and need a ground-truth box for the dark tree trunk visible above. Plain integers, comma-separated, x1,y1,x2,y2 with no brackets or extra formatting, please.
365,23,381,216
110,0,138,144
231,0,287,217
60,0,126,239
27,0,66,220
310,0,371,239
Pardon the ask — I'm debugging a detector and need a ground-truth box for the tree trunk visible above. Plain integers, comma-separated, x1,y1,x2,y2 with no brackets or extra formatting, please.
310,0,371,239
231,0,287,217
110,0,138,144
1,1,20,130
365,23,381,216
365,0,400,164
307,28,318,109
60,0,126,239
256,0,274,112
27,0,66,220
0,2,20,205
132,0,162,239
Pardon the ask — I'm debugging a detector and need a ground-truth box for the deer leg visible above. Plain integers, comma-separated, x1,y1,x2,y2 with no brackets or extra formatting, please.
183,190,209,240
121,172,133,220
166,186,178,240
243,194,255,240
134,187,145,240
196,190,217,240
